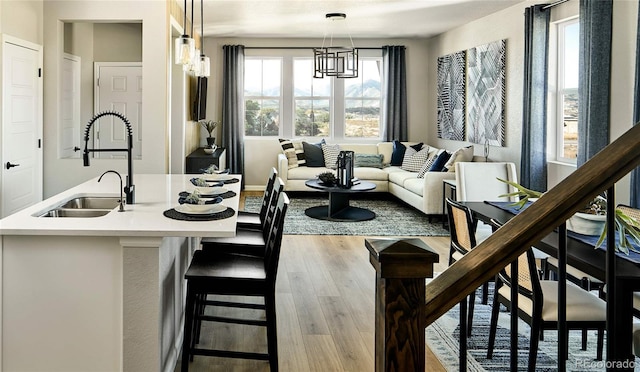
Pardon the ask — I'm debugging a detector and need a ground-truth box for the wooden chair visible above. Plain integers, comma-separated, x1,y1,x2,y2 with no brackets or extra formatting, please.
487,219,606,372
181,192,289,372
236,167,277,231
446,198,483,339
200,177,285,256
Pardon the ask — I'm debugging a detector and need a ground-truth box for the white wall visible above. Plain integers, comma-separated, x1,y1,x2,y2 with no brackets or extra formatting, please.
203,37,431,188
43,1,168,197
425,0,638,203
1,0,43,45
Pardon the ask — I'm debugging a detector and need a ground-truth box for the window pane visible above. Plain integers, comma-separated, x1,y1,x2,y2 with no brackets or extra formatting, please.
563,22,579,89
244,58,282,136
294,58,330,96
562,91,578,159
345,99,380,137
294,99,329,137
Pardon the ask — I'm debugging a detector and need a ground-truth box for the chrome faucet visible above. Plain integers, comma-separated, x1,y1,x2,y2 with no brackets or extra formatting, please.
98,170,125,212
76,111,135,204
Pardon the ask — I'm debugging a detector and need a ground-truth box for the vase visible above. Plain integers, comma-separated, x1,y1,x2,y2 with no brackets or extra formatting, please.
567,212,606,236
206,137,216,148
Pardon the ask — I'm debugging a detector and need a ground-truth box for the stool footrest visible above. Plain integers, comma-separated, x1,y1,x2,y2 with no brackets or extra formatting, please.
197,314,267,327
204,299,265,310
192,347,269,361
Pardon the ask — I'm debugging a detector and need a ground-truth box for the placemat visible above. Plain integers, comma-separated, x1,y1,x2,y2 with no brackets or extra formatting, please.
179,190,237,199
163,207,235,221
222,178,239,184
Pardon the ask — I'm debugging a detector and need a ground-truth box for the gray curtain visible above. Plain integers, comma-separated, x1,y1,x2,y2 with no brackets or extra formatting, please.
222,45,245,185
382,45,407,141
577,0,612,167
632,3,640,208
520,5,549,192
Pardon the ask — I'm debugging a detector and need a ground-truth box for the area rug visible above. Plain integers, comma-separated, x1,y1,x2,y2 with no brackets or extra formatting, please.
243,194,449,236
426,283,639,371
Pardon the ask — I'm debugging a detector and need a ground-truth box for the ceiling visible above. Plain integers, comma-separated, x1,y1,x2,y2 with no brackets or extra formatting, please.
187,0,525,39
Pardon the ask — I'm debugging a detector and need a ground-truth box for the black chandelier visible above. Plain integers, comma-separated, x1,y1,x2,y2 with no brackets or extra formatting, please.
313,13,358,79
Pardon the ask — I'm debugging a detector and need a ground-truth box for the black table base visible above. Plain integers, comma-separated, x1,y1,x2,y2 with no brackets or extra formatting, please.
305,205,375,222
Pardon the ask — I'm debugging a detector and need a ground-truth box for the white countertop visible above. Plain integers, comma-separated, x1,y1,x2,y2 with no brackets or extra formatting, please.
0,174,241,237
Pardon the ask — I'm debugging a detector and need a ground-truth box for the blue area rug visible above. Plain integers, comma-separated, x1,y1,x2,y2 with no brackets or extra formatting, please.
244,194,449,236
426,282,640,371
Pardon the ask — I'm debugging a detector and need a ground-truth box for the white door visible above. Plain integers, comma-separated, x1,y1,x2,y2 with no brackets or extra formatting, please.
1,36,43,218
94,63,142,159
60,53,81,158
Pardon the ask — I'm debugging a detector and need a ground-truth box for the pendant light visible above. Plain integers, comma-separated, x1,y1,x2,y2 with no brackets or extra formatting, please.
196,0,211,77
185,0,200,73
313,13,358,79
174,0,196,66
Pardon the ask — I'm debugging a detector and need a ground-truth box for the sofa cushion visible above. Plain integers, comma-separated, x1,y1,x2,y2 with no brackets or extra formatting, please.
404,178,425,197
279,138,305,169
354,167,389,181
388,169,418,186
401,146,430,172
429,151,451,172
354,153,384,169
322,143,341,169
444,145,474,172
288,166,333,180
303,139,326,167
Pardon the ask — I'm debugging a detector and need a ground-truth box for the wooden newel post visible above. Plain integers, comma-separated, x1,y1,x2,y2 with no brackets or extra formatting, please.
365,238,440,372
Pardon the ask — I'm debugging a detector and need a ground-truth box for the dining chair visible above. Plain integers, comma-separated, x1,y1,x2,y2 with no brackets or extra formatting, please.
487,219,606,372
236,167,278,231
200,177,285,257
181,191,289,372
446,198,482,338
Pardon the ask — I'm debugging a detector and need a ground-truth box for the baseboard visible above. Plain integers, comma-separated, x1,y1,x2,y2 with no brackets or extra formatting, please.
244,185,266,192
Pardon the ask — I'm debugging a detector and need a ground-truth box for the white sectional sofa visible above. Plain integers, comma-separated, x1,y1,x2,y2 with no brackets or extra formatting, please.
277,141,483,216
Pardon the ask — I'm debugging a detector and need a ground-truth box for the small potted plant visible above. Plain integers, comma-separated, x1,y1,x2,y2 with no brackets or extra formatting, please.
198,119,219,149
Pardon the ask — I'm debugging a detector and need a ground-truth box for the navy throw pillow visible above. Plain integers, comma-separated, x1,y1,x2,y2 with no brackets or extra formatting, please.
302,139,326,167
391,141,423,166
429,151,452,172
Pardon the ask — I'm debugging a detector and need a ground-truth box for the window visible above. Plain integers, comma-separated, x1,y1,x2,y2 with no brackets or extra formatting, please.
553,19,579,163
244,52,383,140
244,58,282,136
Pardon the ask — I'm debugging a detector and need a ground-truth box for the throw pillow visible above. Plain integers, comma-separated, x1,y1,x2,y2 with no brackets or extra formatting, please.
302,139,326,167
443,145,474,172
279,138,305,169
417,153,439,178
401,146,431,172
322,143,342,169
391,141,424,166
429,151,452,172
354,153,384,169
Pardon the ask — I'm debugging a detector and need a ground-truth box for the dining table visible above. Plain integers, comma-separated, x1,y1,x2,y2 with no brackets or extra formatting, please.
461,201,640,370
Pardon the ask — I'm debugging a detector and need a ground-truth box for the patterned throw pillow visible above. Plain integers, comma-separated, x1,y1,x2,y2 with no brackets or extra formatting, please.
322,143,342,169
443,145,474,172
417,153,438,178
401,146,430,172
279,139,305,169
354,153,384,169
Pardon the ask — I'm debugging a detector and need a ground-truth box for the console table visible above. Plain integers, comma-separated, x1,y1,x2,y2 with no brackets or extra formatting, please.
186,147,226,174
304,179,376,221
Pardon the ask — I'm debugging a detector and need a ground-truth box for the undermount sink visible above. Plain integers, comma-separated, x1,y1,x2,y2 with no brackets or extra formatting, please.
60,196,121,209
35,195,121,218
40,209,111,218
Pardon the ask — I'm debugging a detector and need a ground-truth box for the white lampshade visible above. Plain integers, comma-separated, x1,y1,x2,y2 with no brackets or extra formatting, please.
197,55,210,77
175,35,196,66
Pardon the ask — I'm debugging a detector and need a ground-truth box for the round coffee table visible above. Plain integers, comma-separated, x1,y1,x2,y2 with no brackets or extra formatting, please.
304,179,377,221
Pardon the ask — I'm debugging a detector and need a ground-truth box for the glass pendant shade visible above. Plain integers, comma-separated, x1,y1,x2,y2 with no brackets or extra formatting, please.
197,55,210,77
175,35,195,65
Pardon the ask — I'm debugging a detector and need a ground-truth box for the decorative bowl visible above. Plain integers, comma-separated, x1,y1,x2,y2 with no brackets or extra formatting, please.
203,147,214,154
567,212,606,236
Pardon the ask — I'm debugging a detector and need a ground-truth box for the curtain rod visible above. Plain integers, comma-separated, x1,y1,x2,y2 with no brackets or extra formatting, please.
244,46,383,50
542,0,569,10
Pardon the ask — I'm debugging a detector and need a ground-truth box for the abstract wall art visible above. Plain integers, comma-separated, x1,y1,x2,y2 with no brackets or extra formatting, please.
437,50,466,141
467,39,506,146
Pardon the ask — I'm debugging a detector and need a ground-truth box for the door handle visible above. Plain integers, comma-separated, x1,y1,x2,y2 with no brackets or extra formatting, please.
5,162,19,169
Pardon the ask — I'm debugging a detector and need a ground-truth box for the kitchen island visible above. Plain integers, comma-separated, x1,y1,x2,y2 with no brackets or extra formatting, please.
0,174,240,372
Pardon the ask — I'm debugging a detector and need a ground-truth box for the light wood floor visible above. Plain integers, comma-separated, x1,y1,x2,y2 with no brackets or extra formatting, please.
177,193,451,371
